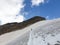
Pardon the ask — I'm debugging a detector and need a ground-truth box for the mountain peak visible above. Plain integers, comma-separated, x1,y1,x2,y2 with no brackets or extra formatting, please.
0,16,46,35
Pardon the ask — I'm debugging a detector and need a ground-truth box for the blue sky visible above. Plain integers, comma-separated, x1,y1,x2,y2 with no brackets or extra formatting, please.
22,0,60,20
0,0,60,25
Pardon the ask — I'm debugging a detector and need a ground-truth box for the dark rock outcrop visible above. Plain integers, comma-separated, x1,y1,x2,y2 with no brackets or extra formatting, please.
0,16,46,35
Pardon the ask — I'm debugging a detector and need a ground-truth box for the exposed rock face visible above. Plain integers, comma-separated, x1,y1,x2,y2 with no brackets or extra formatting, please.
0,16,46,35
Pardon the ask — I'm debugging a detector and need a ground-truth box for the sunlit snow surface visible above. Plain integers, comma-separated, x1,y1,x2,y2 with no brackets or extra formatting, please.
28,18,60,45
0,18,60,45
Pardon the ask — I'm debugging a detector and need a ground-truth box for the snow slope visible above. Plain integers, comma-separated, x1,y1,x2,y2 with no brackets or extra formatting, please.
0,18,60,45
28,18,60,45
0,18,45,45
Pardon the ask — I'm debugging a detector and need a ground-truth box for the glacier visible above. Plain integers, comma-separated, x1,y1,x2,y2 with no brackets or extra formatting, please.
0,18,60,45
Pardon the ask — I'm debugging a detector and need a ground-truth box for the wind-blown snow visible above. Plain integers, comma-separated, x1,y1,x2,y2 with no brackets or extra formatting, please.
0,18,60,45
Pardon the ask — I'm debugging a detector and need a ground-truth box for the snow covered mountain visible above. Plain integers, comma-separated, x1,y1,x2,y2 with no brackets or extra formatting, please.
28,18,60,45
0,16,45,45
0,16,45,35
0,17,60,45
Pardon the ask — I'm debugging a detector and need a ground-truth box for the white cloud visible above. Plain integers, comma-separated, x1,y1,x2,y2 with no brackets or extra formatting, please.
31,0,45,6
0,0,25,25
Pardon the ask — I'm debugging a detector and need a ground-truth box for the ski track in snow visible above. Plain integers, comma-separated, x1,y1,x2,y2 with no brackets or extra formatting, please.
0,18,60,45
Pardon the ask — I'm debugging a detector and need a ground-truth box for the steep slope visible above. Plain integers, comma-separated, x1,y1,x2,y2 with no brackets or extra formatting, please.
28,18,60,45
0,16,45,35
0,16,45,45
0,17,60,45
